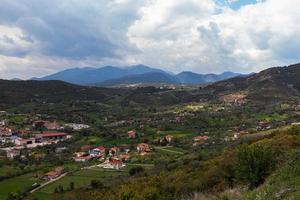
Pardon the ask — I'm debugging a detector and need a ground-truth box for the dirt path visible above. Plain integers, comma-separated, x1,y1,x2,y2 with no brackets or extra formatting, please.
29,172,69,193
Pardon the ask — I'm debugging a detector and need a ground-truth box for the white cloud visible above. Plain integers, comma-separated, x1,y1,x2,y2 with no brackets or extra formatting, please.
1,0,300,78
127,0,300,73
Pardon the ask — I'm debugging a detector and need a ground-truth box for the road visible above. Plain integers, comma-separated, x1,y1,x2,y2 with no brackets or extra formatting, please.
29,172,69,193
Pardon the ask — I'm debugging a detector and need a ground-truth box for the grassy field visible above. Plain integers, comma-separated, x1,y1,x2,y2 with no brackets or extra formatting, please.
0,166,21,177
254,113,290,122
154,146,186,155
0,172,41,200
32,168,129,199
157,130,196,138
83,135,138,146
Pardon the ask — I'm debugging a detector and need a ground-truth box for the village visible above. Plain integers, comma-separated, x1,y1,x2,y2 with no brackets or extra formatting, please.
0,102,298,200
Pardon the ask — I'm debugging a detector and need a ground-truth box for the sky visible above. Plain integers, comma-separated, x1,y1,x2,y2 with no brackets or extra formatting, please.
0,0,300,79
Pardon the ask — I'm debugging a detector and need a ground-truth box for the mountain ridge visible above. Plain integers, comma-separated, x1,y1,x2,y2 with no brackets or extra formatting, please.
32,64,244,86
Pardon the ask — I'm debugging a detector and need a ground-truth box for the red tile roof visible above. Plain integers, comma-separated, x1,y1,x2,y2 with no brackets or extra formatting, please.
36,132,67,138
95,146,105,151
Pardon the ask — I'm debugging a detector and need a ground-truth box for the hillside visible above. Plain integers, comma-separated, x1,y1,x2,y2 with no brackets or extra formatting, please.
0,80,122,106
0,80,203,108
205,63,300,101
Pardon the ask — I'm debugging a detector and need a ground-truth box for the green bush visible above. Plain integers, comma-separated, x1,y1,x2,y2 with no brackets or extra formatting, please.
236,145,273,188
129,166,145,176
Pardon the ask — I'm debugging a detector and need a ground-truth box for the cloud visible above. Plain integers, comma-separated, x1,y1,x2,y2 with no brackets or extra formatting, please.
0,0,300,78
127,0,300,73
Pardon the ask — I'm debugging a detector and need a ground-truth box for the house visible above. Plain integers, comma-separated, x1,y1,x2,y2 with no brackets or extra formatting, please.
80,145,92,152
74,154,91,162
90,146,106,157
137,143,151,154
193,136,210,142
128,130,136,138
15,137,36,146
0,127,13,137
119,145,131,153
109,159,124,170
35,132,67,142
109,147,120,156
160,135,174,143
74,152,86,157
0,111,7,115
256,121,271,131
43,171,60,181
64,123,90,130
6,149,20,159
43,167,63,181
100,159,124,170
165,135,174,142
119,153,130,161
0,120,6,126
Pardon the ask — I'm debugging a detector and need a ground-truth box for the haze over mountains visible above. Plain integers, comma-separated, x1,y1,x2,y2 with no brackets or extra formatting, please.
32,65,244,86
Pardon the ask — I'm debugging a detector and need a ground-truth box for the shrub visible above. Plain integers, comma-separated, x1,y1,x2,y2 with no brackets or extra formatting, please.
129,166,145,176
90,180,104,189
236,145,273,188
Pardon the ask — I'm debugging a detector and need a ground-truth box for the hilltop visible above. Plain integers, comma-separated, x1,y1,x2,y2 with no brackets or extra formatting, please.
204,63,300,102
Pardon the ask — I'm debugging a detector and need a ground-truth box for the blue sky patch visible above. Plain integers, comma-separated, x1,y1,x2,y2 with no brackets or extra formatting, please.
215,0,261,10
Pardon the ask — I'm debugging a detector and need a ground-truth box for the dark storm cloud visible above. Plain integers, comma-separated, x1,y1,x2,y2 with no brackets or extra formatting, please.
0,0,140,59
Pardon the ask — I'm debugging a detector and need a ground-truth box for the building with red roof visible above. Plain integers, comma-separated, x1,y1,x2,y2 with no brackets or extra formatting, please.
193,135,210,142
137,143,151,154
35,132,67,142
109,159,123,170
128,130,136,138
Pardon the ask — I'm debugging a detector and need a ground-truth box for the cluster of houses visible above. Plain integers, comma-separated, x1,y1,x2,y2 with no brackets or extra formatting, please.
15,131,69,146
73,145,129,169
0,117,91,159
3,131,69,159
73,140,152,170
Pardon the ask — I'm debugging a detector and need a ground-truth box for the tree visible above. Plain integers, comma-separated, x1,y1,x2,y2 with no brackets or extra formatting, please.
90,180,104,189
58,185,64,193
69,181,75,190
236,145,273,188
129,166,145,176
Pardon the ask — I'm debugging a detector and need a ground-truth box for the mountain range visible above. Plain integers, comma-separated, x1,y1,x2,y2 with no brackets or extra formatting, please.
32,64,244,86
1,63,300,106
